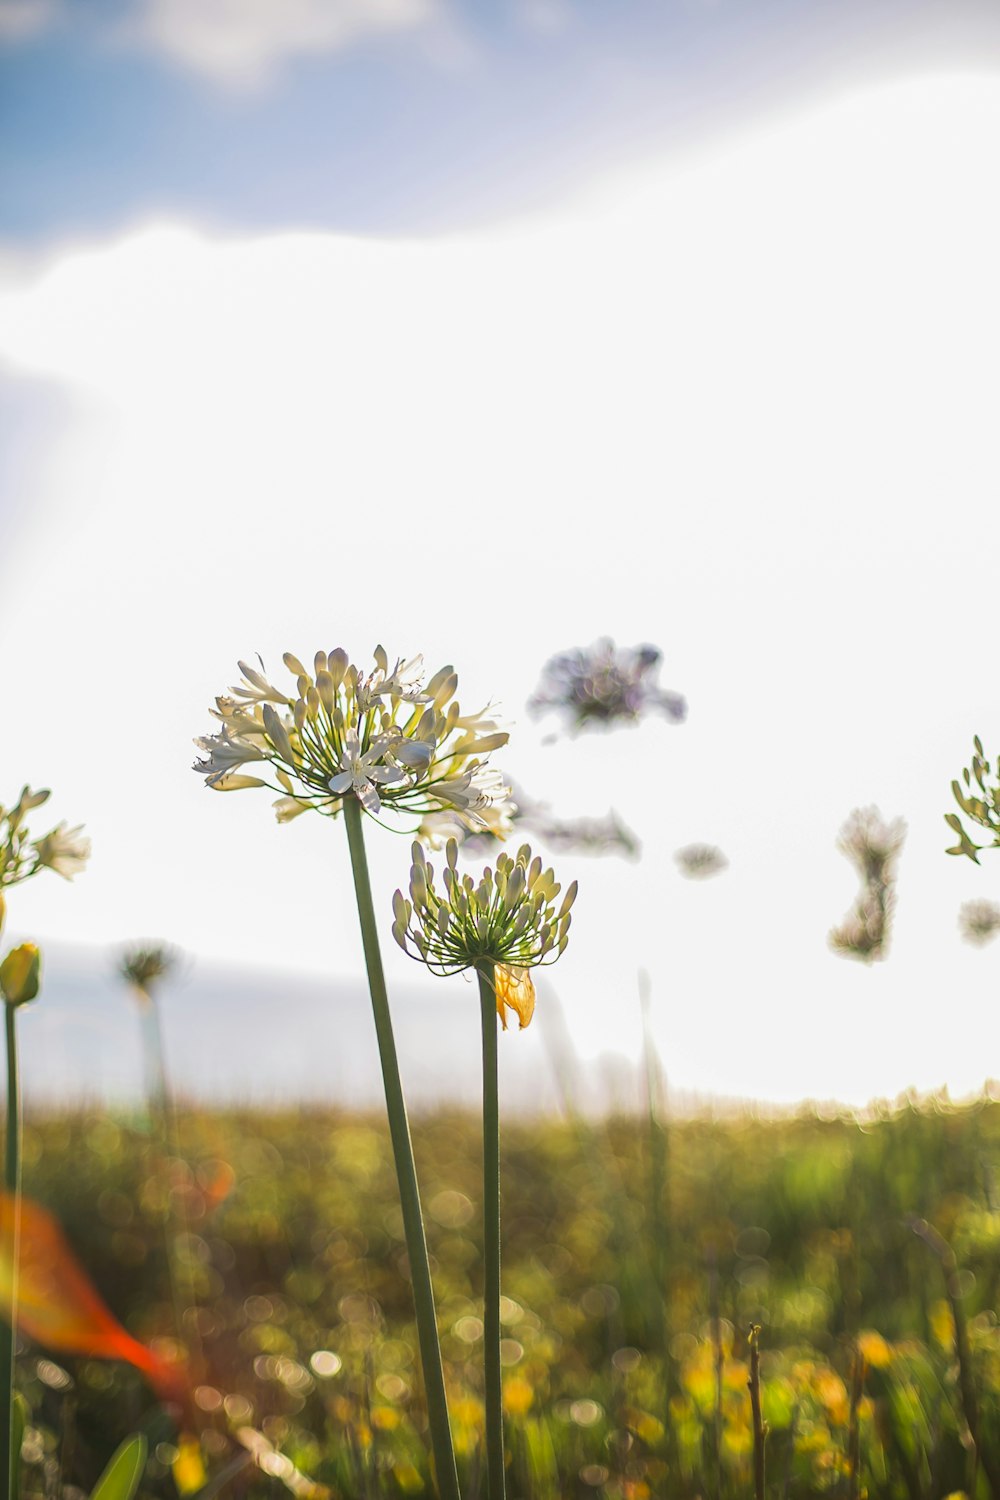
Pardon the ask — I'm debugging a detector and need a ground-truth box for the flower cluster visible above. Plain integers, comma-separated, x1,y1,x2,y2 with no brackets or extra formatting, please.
529,638,686,734
193,648,511,827
0,787,90,902
391,840,576,1024
946,737,1000,863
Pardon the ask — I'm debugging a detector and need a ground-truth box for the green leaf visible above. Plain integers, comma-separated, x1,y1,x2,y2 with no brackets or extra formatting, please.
944,814,981,862
952,783,989,823
90,1435,148,1500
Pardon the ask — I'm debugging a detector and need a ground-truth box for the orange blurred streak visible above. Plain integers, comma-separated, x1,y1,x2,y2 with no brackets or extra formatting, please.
0,1192,187,1403
199,1160,235,1213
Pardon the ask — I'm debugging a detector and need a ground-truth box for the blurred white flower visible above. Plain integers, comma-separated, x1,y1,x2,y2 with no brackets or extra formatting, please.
0,786,90,893
31,822,91,881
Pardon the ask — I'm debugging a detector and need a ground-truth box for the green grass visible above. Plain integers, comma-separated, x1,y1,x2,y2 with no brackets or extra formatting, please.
14,1095,1000,1499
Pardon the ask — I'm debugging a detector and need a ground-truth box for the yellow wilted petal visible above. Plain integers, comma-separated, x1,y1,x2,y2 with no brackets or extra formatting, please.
0,892,5,938
495,965,535,1031
172,1436,207,1496
209,773,268,792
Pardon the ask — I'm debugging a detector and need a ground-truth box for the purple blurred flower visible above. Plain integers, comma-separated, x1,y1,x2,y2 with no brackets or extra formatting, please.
528,639,686,734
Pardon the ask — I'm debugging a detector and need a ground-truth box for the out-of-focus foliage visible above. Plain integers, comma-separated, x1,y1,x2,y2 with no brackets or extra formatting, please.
829,808,906,964
946,736,1000,863
13,1094,1000,1498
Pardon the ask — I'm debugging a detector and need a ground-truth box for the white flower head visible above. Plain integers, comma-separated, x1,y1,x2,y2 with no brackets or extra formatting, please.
0,787,90,892
194,645,513,830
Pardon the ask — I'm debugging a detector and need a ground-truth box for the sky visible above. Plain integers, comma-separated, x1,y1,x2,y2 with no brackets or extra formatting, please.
1,0,1000,1112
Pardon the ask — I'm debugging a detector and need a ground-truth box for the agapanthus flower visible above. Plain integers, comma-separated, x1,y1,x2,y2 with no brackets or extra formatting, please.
529,638,686,734
391,840,576,1025
193,646,511,828
0,787,90,892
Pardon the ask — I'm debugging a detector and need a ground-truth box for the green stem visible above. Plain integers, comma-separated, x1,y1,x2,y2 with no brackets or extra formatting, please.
342,800,461,1500
137,990,202,1399
1,1003,21,1500
477,963,505,1500
748,1324,766,1500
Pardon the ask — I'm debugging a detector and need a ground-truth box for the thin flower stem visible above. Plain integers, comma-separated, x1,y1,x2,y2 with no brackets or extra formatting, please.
136,989,203,1404
910,1217,1000,1498
477,962,505,1500
1,1003,21,1500
342,799,461,1500
748,1324,766,1500
847,1344,864,1500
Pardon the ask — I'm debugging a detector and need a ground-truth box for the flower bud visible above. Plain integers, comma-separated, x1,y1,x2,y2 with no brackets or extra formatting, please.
0,944,40,1006
262,705,294,763
557,881,578,919
316,671,335,710
328,648,349,686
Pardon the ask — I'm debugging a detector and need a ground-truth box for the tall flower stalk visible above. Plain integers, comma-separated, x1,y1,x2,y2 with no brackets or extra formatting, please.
0,943,34,1500
342,798,457,1498
118,946,203,1393
120,946,177,1127
393,839,576,1500
0,786,89,1499
195,647,516,1500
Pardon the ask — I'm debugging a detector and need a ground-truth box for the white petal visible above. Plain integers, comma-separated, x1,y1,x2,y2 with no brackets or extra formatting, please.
356,782,382,815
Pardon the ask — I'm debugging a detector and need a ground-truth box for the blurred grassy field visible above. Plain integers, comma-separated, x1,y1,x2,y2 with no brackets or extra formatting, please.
16,1095,1000,1498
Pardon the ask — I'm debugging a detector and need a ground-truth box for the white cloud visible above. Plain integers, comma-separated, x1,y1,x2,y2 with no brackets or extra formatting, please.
0,0,59,44
1,75,999,1107
123,0,443,89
